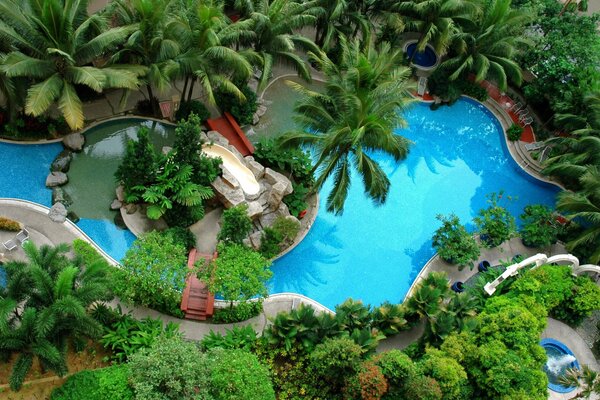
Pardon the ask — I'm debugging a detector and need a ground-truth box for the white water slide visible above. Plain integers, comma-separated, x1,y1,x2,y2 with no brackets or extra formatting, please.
484,253,600,295
202,144,260,196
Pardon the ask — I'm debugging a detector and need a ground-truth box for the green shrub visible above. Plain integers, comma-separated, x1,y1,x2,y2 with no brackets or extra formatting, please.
0,216,20,231
507,124,524,141
417,348,470,400
50,365,133,400
432,213,480,268
272,216,300,246
163,226,197,250
175,101,210,122
371,302,410,336
403,375,443,400
72,239,110,269
309,337,364,391
373,350,416,390
128,336,211,400
200,325,258,351
198,243,272,306
100,312,181,362
519,204,560,247
253,140,315,186
474,192,517,248
259,227,283,258
218,204,253,244
207,348,276,400
214,84,258,125
114,231,188,317
283,183,310,218
114,126,157,201
456,80,489,101
212,300,263,323
510,265,574,311
554,275,600,325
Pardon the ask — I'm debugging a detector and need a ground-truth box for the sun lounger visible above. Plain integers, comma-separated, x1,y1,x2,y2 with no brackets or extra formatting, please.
521,116,533,126
417,76,428,96
509,102,524,112
15,228,29,245
524,141,544,151
517,109,530,120
3,238,17,251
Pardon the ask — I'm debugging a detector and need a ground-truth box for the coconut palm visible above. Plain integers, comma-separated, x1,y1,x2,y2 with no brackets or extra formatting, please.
169,0,255,104
0,0,142,130
441,0,531,91
0,242,112,391
392,0,477,55
107,0,182,116
233,0,320,91
556,166,600,263
279,39,415,214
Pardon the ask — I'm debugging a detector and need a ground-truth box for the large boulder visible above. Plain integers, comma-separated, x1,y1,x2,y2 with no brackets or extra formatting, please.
62,132,85,152
220,166,240,189
245,158,265,179
246,231,262,250
267,181,288,209
46,171,68,187
264,168,292,195
50,149,73,172
110,199,122,210
246,201,263,219
115,185,125,202
207,131,229,147
256,104,267,117
48,202,68,223
212,177,246,208
52,187,72,207
67,210,80,224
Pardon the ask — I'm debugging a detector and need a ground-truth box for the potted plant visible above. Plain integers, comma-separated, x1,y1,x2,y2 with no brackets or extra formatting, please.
519,204,560,248
432,214,480,268
474,192,517,248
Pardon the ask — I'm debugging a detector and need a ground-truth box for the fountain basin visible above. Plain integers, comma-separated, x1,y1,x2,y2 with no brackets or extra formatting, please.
541,338,580,393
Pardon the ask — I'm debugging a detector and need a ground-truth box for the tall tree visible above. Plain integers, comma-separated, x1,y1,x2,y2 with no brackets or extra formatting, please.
0,242,112,391
233,0,320,90
279,39,415,214
0,0,142,130
441,0,531,91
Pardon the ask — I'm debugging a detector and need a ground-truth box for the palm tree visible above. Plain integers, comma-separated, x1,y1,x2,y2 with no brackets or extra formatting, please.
313,0,372,51
107,0,181,116
233,0,320,91
0,242,112,391
169,0,254,104
279,39,415,214
559,365,599,399
440,0,531,91
392,0,477,55
556,166,600,263
0,0,142,130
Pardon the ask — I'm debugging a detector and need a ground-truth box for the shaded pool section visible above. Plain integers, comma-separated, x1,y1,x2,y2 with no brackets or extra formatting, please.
269,98,559,309
0,141,62,206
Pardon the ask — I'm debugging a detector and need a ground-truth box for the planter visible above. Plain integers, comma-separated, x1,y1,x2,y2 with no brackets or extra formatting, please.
478,260,491,272
451,281,465,293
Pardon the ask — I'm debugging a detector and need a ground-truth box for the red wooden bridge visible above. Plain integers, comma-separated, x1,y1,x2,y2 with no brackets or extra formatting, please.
180,249,216,321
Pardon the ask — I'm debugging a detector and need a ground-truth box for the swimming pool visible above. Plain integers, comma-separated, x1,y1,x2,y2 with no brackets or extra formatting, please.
268,98,559,309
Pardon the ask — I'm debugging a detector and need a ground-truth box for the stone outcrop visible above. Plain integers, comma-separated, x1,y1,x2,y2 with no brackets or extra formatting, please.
51,149,73,172
48,202,68,223
110,199,122,210
52,187,72,207
46,171,68,187
62,132,85,152
212,177,245,208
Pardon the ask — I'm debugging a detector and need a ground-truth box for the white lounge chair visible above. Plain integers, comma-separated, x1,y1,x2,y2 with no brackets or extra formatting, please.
521,116,533,126
3,238,17,251
417,76,428,96
15,228,29,245
509,102,524,112
524,141,544,151
517,109,530,120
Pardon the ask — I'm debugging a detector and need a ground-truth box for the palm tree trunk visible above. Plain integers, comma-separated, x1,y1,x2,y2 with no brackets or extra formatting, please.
146,84,159,117
187,78,196,102
181,75,189,104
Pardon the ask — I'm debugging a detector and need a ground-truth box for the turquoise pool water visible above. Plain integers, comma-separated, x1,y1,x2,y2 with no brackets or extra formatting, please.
268,98,559,309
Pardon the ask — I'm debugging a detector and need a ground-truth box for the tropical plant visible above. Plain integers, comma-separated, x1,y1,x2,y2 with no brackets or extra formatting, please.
279,39,415,214
0,242,112,391
207,348,276,400
200,325,258,351
373,350,416,398
519,204,560,247
559,364,600,400
393,0,476,55
212,299,263,323
254,139,314,186
313,0,371,51
474,192,516,247
272,215,300,246
343,360,388,400
218,204,253,244
197,243,272,307
441,0,532,91
259,227,283,258
107,0,180,116
50,365,134,400
506,123,523,141
213,83,258,125
556,166,600,263
174,100,211,121
432,213,480,268
0,0,141,130
233,0,320,90
114,231,188,317
417,348,470,400
309,337,364,393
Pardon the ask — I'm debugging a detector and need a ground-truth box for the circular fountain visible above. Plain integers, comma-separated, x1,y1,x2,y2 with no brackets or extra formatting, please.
540,339,580,393
404,41,439,71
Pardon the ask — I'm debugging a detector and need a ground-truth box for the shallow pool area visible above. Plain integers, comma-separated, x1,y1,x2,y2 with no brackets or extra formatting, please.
268,98,559,309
